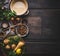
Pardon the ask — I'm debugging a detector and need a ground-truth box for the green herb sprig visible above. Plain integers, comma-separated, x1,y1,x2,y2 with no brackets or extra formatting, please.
0,8,16,20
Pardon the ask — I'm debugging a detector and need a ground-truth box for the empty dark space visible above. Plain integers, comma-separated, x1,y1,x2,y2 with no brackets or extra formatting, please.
0,0,60,56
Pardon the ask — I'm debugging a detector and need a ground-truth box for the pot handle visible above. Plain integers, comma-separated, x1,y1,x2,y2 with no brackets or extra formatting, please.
24,10,29,15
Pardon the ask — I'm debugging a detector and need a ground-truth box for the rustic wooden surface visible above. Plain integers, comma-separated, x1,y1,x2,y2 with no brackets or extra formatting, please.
24,0,60,56
0,0,60,56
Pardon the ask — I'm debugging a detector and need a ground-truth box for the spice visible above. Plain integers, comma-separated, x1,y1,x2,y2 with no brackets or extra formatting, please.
2,23,9,28
18,24,27,35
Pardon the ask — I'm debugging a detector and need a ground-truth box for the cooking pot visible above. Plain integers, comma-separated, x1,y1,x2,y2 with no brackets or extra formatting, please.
10,0,29,16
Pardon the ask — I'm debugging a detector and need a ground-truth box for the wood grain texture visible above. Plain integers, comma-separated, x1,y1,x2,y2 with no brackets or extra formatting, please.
0,0,60,56
24,0,60,55
27,0,60,9
23,9,59,42
24,42,60,54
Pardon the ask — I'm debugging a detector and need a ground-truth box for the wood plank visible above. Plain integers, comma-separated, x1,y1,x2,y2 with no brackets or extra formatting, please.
24,42,60,54
27,0,60,9
23,54,59,56
28,9,60,16
23,9,60,42
1,0,60,9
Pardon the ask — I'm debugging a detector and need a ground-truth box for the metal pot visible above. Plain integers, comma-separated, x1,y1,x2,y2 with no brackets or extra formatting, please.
10,0,29,16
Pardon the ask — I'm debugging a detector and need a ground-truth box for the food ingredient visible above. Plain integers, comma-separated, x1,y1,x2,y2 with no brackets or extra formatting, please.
1,35,25,56
2,23,9,28
0,9,16,20
11,44,16,49
11,17,14,20
5,45,10,49
14,41,25,51
16,17,20,21
3,39,10,44
15,48,22,55
18,24,27,35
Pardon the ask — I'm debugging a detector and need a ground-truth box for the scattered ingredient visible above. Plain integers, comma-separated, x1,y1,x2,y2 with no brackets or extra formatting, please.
1,35,25,56
17,24,27,35
3,10,16,20
18,41,25,47
0,0,27,56
0,9,16,20
5,45,10,49
11,44,16,49
16,17,20,21
11,17,14,21
3,39,10,44
2,23,9,28
11,17,21,25
15,48,22,55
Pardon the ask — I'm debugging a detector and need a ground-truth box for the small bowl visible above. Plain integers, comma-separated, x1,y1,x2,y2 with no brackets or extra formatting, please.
16,24,29,37
1,21,10,29
10,0,28,15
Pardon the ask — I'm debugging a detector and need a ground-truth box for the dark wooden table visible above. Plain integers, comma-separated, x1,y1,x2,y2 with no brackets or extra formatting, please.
0,0,60,56
24,0,60,56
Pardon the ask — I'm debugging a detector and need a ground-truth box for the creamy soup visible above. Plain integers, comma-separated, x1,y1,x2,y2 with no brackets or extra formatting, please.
12,1,26,15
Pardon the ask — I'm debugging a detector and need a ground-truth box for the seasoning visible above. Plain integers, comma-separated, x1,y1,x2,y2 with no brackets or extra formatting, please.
11,27,15,32
17,24,27,35
2,23,9,28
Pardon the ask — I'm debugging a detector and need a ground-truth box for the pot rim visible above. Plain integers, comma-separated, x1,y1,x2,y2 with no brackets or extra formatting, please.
10,0,28,16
